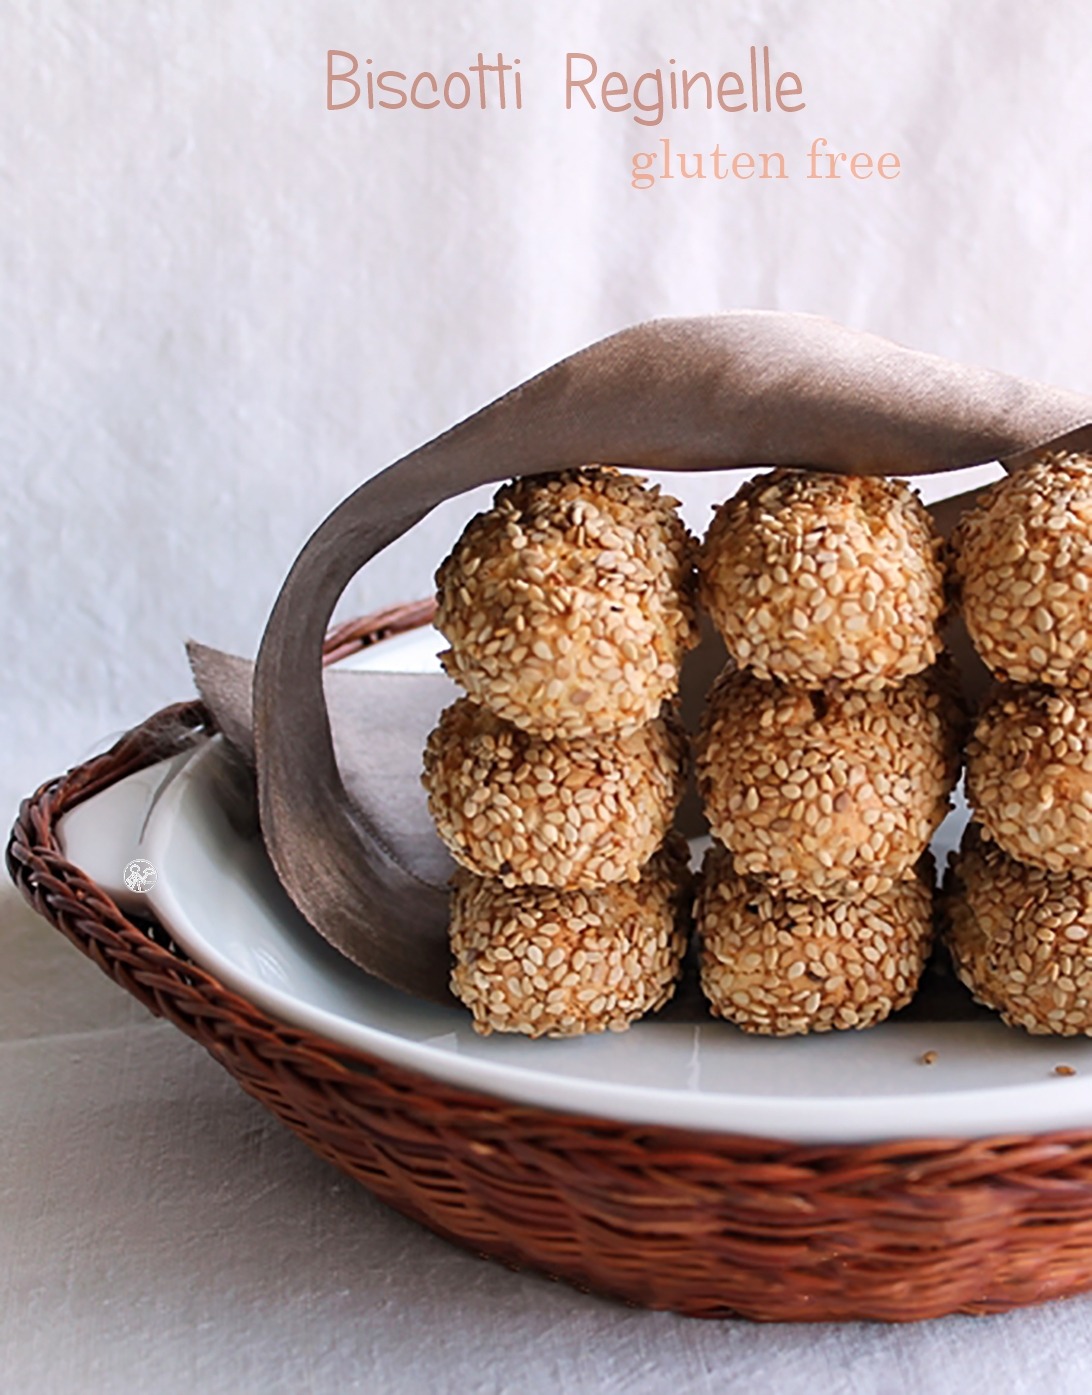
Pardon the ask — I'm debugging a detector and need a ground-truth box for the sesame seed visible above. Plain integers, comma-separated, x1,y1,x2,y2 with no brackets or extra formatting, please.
424,700,688,892
966,681,1092,874
943,825,1092,1036
449,838,690,1038
435,467,699,738
952,451,1092,687
696,842,933,1035
694,662,962,899
697,470,945,690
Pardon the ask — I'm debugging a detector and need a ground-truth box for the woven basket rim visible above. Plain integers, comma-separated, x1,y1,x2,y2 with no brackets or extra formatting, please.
21,603,1092,1320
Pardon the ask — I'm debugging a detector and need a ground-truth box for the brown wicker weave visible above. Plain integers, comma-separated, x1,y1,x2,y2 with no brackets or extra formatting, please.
10,602,1092,1323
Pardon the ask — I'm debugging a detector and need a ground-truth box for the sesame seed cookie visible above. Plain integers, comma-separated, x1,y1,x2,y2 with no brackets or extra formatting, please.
698,469,946,691
697,841,934,1035
435,468,699,738
422,697,688,888
449,838,691,1037
966,683,1092,872
943,824,1092,1035
951,450,1092,687
696,665,962,899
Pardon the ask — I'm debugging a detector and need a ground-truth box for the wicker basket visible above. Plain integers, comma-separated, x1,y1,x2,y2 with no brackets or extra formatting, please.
11,602,1092,1323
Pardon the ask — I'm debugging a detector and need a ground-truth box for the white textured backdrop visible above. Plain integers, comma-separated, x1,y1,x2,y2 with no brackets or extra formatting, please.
4,0,1092,807
6,4,1092,1392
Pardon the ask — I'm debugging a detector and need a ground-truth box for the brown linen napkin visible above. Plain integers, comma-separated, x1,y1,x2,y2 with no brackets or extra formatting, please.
187,644,459,893
197,313,1092,1003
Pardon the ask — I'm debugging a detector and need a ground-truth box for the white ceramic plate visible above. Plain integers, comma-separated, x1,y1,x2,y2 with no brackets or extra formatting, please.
58,624,1092,1143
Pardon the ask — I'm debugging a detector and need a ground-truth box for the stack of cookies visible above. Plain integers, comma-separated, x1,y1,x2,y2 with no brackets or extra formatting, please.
694,470,963,1035
423,468,698,1037
946,450,1092,1035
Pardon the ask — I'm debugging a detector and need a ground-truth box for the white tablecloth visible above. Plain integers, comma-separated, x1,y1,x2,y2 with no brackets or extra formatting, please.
4,871,1092,1395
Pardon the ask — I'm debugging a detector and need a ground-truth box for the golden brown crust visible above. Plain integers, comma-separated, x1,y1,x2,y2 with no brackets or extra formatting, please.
943,826,1092,1035
449,838,691,1037
697,842,934,1035
695,665,962,899
422,698,688,888
966,683,1092,871
950,450,1092,686
435,467,698,738
698,469,945,690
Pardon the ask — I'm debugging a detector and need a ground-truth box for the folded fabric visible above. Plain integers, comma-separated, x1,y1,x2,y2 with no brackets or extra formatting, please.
202,313,1092,1002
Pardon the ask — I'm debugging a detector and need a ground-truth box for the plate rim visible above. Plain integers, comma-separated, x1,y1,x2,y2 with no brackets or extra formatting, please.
121,737,1092,1144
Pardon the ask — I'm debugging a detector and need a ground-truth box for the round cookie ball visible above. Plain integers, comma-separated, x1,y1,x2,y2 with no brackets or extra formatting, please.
697,842,934,1035
944,825,1092,1035
696,665,962,899
967,684,1092,872
698,469,946,690
422,697,688,888
449,840,691,1037
435,467,699,738
951,450,1092,686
